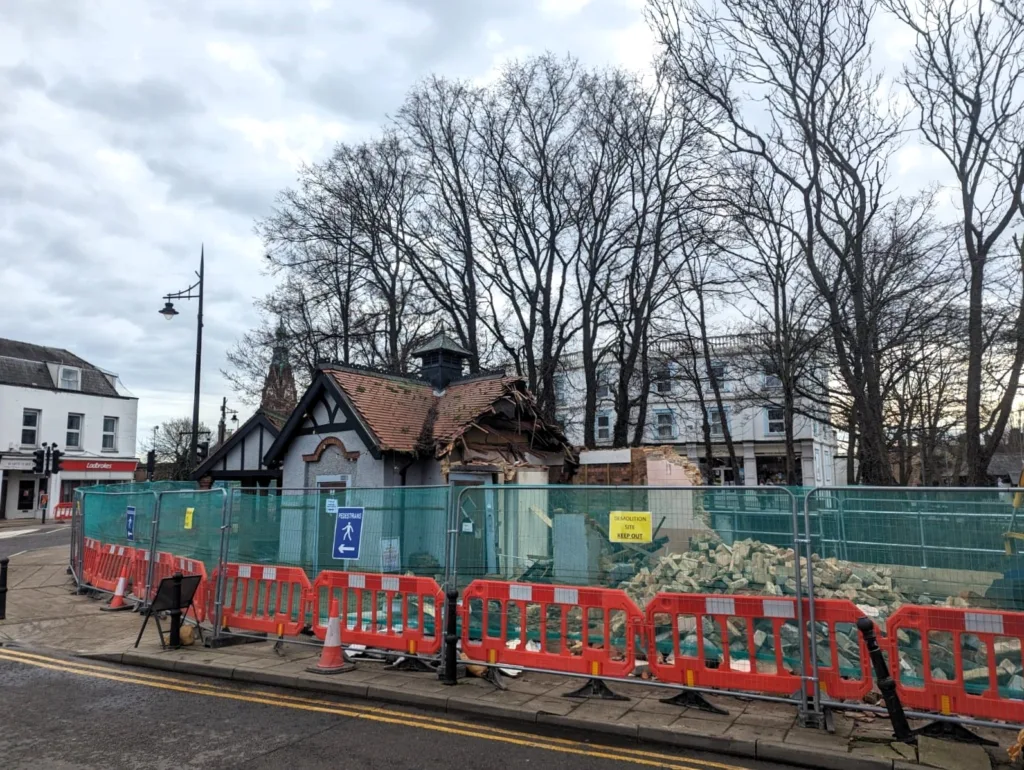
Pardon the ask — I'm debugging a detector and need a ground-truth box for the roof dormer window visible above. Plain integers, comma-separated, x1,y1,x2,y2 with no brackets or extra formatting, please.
59,366,81,391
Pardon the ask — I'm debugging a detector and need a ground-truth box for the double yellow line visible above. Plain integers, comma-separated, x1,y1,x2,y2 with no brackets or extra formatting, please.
0,647,754,770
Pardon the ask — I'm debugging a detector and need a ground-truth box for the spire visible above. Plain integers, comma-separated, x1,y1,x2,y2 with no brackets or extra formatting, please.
261,319,297,422
271,319,289,374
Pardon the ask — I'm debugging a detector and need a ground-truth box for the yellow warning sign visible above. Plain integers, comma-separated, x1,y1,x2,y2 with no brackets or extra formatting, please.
184,507,194,530
609,511,652,543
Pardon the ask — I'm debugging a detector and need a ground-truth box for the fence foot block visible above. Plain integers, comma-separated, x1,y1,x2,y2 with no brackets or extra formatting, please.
659,689,728,714
484,666,509,691
564,678,628,701
389,655,437,673
205,631,268,649
911,720,997,747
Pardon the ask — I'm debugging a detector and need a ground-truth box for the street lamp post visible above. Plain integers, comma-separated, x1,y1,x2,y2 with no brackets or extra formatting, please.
159,246,205,475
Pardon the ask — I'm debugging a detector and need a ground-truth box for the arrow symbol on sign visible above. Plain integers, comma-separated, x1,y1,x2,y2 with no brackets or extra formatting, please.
338,545,356,555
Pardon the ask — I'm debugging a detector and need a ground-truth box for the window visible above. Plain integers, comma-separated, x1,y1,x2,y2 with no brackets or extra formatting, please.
596,413,611,440
766,407,785,435
653,366,673,395
21,409,40,446
102,416,118,451
17,479,36,511
763,361,782,389
655,410,676,440
66,414,83,449
554,375,568,404
709,407,728,437
59,366,81,391
705,361,730,392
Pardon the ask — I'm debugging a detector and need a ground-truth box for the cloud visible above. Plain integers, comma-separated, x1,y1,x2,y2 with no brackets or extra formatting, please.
0,0,660,444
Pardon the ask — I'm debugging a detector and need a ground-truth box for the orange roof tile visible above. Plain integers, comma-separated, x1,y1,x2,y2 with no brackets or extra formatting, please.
324,368,525,453
326,369,434,452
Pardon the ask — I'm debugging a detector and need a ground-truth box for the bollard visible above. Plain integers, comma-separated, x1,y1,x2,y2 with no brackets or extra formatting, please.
856,616,913,743
0,557,8,621
169,571,183,649
440,587,459,686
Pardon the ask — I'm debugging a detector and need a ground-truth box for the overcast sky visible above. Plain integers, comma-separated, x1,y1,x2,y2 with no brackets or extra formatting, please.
0,0,927,453
0,0,662,448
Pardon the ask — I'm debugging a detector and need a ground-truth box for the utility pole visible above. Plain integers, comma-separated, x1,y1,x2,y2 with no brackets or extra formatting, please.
217,397,238,447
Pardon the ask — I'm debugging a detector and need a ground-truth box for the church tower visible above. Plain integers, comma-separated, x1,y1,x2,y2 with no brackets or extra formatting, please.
261,321,297,423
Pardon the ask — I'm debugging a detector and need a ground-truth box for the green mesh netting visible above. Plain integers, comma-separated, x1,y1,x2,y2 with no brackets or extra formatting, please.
225,486,451,580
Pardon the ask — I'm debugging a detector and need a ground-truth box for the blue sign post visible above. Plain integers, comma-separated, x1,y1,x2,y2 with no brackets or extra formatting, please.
125,506,136,542
331,507,364,561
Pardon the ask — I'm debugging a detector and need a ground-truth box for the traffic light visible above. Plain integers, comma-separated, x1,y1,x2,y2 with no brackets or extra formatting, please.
32,448,45,474
196,441,209,464
50,448,64,475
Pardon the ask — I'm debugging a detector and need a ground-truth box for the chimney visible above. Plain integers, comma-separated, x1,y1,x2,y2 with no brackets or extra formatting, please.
411,332,471,391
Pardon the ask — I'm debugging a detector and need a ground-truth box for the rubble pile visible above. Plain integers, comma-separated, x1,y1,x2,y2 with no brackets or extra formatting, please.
614,533,1024,697
619,535,912,616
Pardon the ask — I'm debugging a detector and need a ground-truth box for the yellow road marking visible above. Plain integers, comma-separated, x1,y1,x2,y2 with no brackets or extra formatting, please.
0,649,753,770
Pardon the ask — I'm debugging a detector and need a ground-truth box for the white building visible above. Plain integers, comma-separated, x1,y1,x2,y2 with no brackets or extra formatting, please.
555,334,839,486
0,339,139,520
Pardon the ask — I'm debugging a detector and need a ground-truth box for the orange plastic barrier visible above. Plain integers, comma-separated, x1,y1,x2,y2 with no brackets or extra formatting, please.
311,571,444,656
461,580,644,678
212,563,310,637
90,543,137,593
81,537,101,585
645,594,872,701
52,502,73,521
885,604,1024,723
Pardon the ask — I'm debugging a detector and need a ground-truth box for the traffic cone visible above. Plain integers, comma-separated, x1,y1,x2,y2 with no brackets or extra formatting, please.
101,565,133,612
307,597,355,674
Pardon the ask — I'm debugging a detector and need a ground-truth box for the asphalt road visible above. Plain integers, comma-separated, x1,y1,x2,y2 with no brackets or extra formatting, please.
0,650,799,770
0,523,71,560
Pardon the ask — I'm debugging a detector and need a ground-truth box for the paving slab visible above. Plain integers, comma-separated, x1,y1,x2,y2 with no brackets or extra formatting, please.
519,695,577,716
918,735,992,770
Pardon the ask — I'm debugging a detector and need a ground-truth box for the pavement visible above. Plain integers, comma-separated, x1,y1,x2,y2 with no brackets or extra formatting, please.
1,545,1017,770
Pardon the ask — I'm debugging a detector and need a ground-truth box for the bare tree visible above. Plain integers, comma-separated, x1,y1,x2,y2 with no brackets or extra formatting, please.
714,159,826,484
145,417,212,481
605,67,715,447
472,55,583,420
398,77,486,370
569,69,636,446
885,0,1024,484
648,0,906,483
321,136,433,372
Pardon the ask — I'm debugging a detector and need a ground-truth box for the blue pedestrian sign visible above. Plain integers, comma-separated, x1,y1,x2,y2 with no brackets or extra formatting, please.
126,506,136,542
331,507,364,561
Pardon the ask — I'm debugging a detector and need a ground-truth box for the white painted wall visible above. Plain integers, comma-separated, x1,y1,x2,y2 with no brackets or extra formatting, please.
0,383,138,457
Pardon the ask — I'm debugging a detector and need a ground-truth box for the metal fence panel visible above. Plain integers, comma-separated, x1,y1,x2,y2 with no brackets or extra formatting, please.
805,487,1024,609
225,486,450,579
451,485,801,597
152,488,228,573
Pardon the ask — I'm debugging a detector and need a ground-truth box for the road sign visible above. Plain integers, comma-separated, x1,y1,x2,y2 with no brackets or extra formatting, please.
126,506,136,542
608,511,652,543
332,507,364,560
